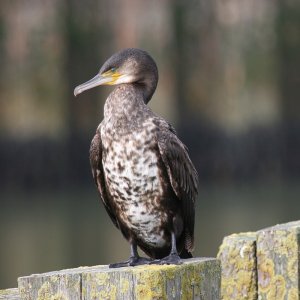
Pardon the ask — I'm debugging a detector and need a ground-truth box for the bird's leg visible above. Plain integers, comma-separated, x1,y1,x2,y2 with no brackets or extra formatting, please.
128,241,152,266
109,241,152,268
150,231,182,265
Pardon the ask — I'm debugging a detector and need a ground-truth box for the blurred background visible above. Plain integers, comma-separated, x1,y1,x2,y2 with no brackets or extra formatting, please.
0,0,300,289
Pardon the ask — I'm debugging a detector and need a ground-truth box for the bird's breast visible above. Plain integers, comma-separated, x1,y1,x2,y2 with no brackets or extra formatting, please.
101,123,169,247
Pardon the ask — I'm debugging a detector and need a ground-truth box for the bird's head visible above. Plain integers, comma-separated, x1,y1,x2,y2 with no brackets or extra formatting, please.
74,48,158,102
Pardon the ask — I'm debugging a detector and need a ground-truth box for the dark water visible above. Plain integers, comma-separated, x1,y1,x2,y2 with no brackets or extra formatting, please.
1,180,299,289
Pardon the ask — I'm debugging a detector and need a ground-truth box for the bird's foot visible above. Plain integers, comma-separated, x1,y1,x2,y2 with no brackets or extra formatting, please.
150,253,182,265
129,256,152,266
109,260,130,268
109,256,152,268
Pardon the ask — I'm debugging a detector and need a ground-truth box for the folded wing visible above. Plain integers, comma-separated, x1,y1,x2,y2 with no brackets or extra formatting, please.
156,122,198,251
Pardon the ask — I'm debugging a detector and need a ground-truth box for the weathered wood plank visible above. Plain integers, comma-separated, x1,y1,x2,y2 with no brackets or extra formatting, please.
82,258,220,300
18,266,93,300
257,220,300,300
0,288,20,300
217,232,257,300
18,258,220,300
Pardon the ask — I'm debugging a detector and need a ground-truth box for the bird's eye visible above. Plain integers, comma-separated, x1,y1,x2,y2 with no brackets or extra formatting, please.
110,67,116,72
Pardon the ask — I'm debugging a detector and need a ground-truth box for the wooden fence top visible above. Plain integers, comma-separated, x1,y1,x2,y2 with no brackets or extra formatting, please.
15,257,221,300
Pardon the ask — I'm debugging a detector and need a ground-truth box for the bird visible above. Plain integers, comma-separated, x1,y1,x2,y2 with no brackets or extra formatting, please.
74,48,198,267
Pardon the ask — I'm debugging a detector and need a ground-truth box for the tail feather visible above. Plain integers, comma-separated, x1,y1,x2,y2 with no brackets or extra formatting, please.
180,248,193,259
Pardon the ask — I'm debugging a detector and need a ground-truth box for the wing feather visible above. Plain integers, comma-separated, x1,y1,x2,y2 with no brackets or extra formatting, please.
157,122,198,251
89,127,119,228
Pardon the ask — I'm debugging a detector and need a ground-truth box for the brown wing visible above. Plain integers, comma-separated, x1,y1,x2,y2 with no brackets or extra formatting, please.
157,123,198,251
90,127,119,229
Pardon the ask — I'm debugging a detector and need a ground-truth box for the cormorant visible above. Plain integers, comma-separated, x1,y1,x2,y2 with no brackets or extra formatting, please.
74,48,198,267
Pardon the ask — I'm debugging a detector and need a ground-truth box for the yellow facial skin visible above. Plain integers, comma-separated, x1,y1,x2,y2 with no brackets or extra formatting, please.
102,69,122,85
74,69,120,96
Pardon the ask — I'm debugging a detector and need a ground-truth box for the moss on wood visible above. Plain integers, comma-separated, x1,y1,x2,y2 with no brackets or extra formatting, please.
257,220,300,300
18,258,220,300
217,232,257,300
0,288,20,300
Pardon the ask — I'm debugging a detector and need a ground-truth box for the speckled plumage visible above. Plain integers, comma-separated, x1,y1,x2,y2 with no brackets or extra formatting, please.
81,48,198,263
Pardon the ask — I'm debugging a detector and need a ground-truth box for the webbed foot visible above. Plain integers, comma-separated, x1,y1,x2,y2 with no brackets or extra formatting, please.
109,260,130,268
150,253,182,265
109,256,152,268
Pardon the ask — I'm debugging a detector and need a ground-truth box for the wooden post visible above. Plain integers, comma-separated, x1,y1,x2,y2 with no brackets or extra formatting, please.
2,220,300,299
0,288,20,300
18,258,221,300
217,232,257,300
257,220,300,300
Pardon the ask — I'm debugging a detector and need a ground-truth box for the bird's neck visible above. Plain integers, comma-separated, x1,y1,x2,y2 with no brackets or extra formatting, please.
103,84,147,121
141,75,157,104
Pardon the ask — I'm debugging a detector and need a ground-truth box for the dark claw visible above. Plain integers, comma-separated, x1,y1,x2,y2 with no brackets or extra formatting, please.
129,256,152,266
150,253,182,265
109,260,130,268
109,256,152,268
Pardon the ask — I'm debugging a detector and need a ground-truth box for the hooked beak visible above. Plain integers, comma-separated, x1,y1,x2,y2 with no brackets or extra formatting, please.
74,74,114,96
